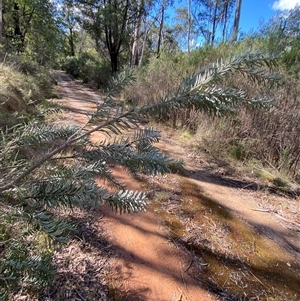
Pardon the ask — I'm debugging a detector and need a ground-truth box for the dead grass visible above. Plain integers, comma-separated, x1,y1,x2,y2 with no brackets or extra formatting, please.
0,63,56,129
25,208,111,301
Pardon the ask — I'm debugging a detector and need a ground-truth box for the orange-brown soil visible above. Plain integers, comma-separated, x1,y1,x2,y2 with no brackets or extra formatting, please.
52,72,300,301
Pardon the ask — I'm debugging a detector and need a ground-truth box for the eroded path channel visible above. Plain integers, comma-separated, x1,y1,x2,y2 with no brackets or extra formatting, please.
55,72,300,301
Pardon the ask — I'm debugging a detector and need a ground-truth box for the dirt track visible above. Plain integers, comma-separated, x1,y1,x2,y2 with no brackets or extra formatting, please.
56,72,300,301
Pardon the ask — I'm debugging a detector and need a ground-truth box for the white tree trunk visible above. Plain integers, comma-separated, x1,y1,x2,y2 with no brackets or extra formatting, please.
0,0,3,44
157,0,166,58
232,0,242,41
187,0,191,52
131,2,143,68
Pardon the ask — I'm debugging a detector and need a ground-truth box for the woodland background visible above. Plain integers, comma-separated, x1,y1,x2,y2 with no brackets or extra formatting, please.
0,0,300,299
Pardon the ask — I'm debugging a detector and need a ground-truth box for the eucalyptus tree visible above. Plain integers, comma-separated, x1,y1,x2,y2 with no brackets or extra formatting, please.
258,6,300,69
189,0,235,45
156,0,166,57
220,0,234,41
207,0,236,44
174,3,196,52
59,0,80,56
130,0,146,67
77,0,103,53
187,0,192,51
0,0,3,44
130,0,162,67
0,0,62,62
77,0,143,73
232,0,242,41
133,1,160,67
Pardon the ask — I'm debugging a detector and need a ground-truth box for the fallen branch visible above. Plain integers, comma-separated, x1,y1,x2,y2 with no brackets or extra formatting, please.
252,208,300,228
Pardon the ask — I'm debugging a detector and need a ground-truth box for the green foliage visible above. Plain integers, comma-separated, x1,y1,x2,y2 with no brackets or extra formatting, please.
61,51,111,87
282,36,300,71
0,211,56,299
0,59,56,128
229,140,247,161
251,7,300,73
1,0,63,65
61,55,81,78
0,52,281,298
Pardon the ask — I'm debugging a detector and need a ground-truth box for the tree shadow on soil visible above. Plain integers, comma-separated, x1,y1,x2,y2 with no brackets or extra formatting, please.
180,166,300,198
160,144,299,198
148,176,300,300
182,241,300,300
38,203,300,301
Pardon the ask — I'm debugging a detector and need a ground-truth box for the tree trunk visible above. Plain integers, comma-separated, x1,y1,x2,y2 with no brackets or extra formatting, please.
131,25,140,67
131,1,144,68
232,0,242,41
0,0,2,44
110,49,118,73
139,16,157,67
139,32,146,67
104,0,129,73
156,0,165,58
187,0,191,52
13,3,21,36
69,27,75,56
222,0,229,41
211,0,219,45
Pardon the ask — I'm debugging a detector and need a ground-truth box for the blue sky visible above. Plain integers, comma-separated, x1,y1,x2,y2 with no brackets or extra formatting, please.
240,0,300,34
168,0,300,37
166,0,300,48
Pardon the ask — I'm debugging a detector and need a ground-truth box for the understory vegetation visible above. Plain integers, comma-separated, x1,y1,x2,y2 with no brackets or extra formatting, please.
0,1,300,300
60,12,300,188
0,50,283,299
124,43,300,188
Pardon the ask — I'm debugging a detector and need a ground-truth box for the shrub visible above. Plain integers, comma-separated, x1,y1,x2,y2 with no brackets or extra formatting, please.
61,51,111,88
195,72,300,181
0,59,56,128
0,54,279,299
61,56,81,78
127,28,300,181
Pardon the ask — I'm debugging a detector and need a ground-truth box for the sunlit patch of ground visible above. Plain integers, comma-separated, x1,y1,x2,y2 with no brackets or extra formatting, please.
147,172,300,301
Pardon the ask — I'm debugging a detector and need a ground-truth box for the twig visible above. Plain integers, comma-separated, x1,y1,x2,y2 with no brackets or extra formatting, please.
274,213,300,227
204,215,216,227
184,258,194,272
252,208,300,227
177,287,183,301
180,262,187,290
252,208,271,212
74,287,86,301
247,268,268,289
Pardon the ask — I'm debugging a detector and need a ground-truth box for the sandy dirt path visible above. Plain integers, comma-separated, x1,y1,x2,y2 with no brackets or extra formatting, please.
158,141,300,262
56,72,217,301
56,72,300,301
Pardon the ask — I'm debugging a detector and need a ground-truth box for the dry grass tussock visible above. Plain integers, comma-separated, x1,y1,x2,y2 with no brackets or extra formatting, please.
125,57,300,184
195,74,300,185
0,62,56,127
0,65,39,112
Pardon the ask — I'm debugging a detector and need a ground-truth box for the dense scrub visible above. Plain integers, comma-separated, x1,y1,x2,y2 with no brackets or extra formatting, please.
61,50,111,88
124,40,300,184
0,56,57,127
0,58,58,299
0,5,299,298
